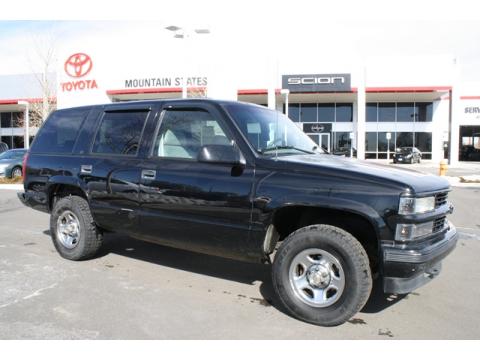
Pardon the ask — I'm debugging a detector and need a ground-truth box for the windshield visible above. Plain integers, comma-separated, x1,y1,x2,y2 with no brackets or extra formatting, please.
224,104,322,155
397,147,412,154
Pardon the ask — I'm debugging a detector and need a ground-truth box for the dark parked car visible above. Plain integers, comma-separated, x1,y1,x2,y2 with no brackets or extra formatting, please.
0,148,27,178
393,147,422,164
18,100,457,326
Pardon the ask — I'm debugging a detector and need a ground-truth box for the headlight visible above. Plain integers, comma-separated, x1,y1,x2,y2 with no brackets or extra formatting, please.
395,222,434,241
398,196,435,215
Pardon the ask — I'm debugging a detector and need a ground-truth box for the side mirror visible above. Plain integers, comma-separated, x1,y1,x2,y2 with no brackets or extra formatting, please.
197,144,246,166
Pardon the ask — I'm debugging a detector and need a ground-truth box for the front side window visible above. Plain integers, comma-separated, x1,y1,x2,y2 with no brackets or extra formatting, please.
92,110,148,155
224,104,320,155
153,109,232,159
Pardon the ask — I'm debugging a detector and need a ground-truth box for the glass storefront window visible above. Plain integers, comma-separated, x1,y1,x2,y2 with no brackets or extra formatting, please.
300,104,317,122
317,103,335,122
414,132,432,152
378,103,396,122
415,102,433,122
396,132,414,148
378,132,396,152
333,132,351,152
286,103,301,122
396,103,414,122
335,103,352,122
1,112,11,128
365,132,377,152
308,134,319,145
366,103,377,122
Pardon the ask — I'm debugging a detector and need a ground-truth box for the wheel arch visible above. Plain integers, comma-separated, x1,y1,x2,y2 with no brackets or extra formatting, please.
268,203,384,273
46,176,89,212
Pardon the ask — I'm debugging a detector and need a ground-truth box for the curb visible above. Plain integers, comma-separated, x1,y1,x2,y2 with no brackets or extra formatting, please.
0,184,24,190
442,176,480,188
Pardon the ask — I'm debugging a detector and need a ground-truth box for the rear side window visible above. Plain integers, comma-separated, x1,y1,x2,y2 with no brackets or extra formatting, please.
92,110,148,156
31,108,89,154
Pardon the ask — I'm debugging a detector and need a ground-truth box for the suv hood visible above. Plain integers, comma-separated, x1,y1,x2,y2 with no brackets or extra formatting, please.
271,154,450,195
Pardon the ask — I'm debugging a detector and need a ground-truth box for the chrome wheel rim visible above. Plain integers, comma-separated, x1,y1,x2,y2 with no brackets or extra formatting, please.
12,168,22,177
56,210,80,249
289,248,345,308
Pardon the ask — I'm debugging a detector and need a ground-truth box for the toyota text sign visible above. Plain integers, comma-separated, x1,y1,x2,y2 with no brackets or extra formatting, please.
282,73,351,93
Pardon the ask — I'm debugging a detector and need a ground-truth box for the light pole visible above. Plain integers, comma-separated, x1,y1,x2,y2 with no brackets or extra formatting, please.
281,89,290,117
165,25,210,99
18,101,29,149
386,132,392,162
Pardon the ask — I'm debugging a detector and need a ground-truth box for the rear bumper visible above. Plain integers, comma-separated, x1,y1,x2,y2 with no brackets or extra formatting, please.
382,223,458,294
17,190,49,213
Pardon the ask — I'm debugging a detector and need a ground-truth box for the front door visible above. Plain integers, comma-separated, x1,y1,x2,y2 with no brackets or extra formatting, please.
137,103,257,261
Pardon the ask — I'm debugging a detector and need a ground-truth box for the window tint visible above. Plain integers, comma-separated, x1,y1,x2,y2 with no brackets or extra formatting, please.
31,108,89,154
414,132,432,152
415,102,433,122
396,103,414,122
288,103,300,122
92,110,148,155
154,109,231,159
317,104,334,122
335,103,352,122
378,103,395,122
365,132,377,152
1,112,11,127
396,132,414,148
300,104,317,122
366,103,377,122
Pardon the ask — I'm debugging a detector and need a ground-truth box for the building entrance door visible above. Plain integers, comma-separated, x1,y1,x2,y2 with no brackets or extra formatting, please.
320,133,330,152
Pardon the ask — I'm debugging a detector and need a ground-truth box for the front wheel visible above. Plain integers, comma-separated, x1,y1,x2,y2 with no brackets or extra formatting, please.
272,224,372,326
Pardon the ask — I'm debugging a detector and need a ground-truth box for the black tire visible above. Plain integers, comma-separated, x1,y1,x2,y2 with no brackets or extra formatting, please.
50,195,103,260
272,224,372,326
10,166,22,178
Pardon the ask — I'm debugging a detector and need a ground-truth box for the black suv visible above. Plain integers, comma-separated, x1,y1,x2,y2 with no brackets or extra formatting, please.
18,99,457,326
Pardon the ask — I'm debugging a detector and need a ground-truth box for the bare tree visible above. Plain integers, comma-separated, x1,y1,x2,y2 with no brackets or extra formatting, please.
16,27,58,128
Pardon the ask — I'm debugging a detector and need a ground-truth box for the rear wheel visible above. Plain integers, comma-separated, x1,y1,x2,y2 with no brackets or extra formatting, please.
50,195,103,260
272,224,372,326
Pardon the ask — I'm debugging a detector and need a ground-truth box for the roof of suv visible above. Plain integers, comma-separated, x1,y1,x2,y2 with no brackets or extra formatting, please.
56,98,263,113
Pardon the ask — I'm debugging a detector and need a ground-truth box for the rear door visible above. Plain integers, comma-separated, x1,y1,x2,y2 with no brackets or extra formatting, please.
137,103,258,261
84,105,156,235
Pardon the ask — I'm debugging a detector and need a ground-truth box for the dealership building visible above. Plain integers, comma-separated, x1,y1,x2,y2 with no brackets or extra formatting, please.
1,44,479,164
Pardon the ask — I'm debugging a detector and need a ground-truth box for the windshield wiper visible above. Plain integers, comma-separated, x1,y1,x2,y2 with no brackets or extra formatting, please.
260,146,315,154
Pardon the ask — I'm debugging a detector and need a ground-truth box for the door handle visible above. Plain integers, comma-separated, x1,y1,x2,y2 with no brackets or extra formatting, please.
80,165,92,174
141,169,156,180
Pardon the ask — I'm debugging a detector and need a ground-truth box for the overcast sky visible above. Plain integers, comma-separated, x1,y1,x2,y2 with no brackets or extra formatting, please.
1,0,480,82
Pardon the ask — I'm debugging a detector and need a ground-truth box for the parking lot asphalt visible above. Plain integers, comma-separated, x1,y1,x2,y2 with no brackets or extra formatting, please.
0,187,479,339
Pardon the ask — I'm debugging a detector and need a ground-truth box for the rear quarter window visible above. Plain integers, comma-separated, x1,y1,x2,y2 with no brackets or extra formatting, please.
31,108,90,154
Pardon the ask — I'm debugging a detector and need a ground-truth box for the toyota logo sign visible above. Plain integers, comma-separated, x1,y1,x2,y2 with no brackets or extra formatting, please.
64,53,93,78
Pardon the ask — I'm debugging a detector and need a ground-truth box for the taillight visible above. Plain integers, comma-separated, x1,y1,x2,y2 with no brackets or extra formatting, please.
22,152,29,178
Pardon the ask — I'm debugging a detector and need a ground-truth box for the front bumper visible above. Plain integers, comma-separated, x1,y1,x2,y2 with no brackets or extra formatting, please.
382,223,458,294
393,157,412,163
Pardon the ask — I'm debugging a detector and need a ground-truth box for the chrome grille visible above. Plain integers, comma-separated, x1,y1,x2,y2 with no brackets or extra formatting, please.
433,216,446,233
435,192,448,208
